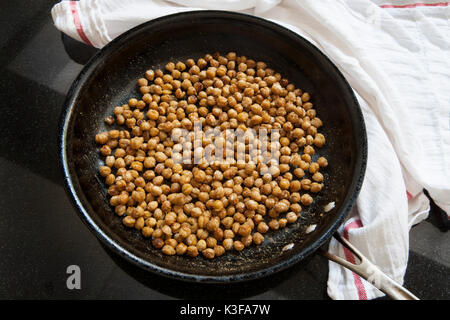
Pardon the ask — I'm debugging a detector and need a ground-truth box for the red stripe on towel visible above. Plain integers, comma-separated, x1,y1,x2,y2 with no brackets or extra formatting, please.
70,1,93,46
406,190,413,200
380,2,450,8
343,219,368,300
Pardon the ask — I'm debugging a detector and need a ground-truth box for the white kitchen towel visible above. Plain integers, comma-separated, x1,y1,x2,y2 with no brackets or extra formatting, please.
51,0,450,299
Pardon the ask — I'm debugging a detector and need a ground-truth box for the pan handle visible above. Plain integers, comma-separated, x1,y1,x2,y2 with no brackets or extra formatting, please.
320,233,419,300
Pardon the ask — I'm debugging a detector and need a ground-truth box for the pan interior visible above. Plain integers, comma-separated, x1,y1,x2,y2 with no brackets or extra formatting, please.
63,12,366,280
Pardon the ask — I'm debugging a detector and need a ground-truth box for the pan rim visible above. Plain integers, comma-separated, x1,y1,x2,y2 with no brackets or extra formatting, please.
59,10,367,283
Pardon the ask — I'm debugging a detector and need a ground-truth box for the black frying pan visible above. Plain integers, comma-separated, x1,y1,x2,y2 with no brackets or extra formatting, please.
60,11,367,283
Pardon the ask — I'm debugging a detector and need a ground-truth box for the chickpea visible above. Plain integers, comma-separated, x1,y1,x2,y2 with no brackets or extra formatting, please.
196,239,207,251
187,246,199,257
317,156,328,167
95,132,109,144
155,151,167,162
153,228,163,238
186,234,198,246
135,217,145,230
182,184,193,195
176,62,186,71
147,109,159,120
206,217,220,231
214,245,225,257
290,180,301,192
310,182,323,193
218,217,232,229
233,240,245,251
237,224,252,237
202,248,215,259
304,145,315,155
223,238,233,250
290,203,302,214
290,192,301,203
212,200,224,211
301,92,310,102
301,179,312,191
140,226,153,238
279,164,290,173
286,212,298,223
242,235,252,247
179,225,191,238
252,232,264,245
257,222,269,233
301,194,313,206
152,238,164,249
308,162,319,174
162,245,176,255
150,185,162,196
122,216,135,227
176,243,188,255
104,172,115,184
104,116,115,126
246,199,258,211
206,237,217,248
145,70,155,81
314,133,326,147
213,228,224,241
105,156,115,167
191,207,202,218
268,219,279,230
312,172,324,182
279,179,290,190
274,202,289,214
265,198,276,209
115,205,126,216
301,154,311,163
162,225,172,236
114,158,126,169
137,78,148,87
293,168,305,179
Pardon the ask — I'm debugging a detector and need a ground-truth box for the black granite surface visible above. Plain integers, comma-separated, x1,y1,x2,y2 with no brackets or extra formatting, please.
0,0,448,300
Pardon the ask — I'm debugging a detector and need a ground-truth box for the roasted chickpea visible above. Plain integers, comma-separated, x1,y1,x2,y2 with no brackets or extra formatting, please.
317,156,328,167
233,240,245,251
286,212,298,223
310,182,323,193
301,194,313,206
95,132,109,144
314,133,326,147
312,172,324,182
252,232,264,245
176,243,188,255
268,219,279,230
98,53,327,259
187,246,199,257
162,245,176,255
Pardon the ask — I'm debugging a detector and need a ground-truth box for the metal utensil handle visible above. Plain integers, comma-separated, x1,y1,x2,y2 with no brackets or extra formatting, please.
321,233,419,300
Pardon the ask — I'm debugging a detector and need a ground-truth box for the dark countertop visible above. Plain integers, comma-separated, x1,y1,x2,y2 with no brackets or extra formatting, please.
0,0,448,300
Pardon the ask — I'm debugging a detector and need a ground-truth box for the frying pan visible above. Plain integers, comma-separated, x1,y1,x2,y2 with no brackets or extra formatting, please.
60,10,417,299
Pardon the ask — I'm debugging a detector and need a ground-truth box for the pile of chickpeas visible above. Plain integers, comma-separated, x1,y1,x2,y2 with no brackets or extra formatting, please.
95,52,327,259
